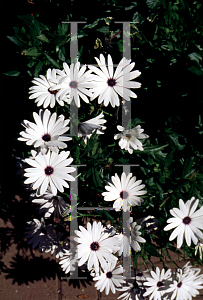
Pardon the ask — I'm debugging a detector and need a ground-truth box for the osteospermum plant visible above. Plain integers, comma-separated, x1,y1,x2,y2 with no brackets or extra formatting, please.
12,46,203,300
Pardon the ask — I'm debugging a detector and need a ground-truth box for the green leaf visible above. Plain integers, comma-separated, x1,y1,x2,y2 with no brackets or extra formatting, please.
96,26,109,33
83,18,104,29
182,157,194,179
116,40,125,52
92,142,99,156
58,49,66,61
44,53,61,68
143,144,169,153
3,71,20,76
58,23,69,36
7,35,25,47
125,2,137,10
34,61,43,77
86,167,92,178
169,135,185,150
147,157,154,165
165,151,173,167
132,12,145,24
25,47,41,56
37,34,49,43
75,147,80,163
146,0,160,9
188,66,203,76
188,52,202,63
144,243,161,257
103,211,115,223
156,182,164,199
92,168,102,187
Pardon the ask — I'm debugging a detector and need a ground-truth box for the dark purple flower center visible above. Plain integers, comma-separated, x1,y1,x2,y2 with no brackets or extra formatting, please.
136,272,143,277
157,281,164,288
45,166,54,176
42,133,51,142
90,242,100,251
106,271,112,279
107,78,116,87
125,133,132,139
69,81,78,89
183,216,191,225
177,281,182,288
48,87,58,95
120,190,129,199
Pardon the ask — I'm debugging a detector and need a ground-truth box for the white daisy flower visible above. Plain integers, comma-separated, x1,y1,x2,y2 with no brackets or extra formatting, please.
181,261,201,276
74,221,120,275
168,268,203,300
24,150,76,196
93,261,126,295
24,217,56,252
88,54,141,107
78,112,107,143
164,197,203,248
102,172,147,212
117,280,146,300
18,109,72,154
45,240,69,258
116,233,131,257
29,68,69,108
131,222,146,252
195,239,203,260
59,248,73,274
103,224,117,237
116,218,146,256
135,269,151,285
143,267,172,300
12,149,37,176
52,62,96,108
114,125,149,154
31,187,70,219
140,215,159,235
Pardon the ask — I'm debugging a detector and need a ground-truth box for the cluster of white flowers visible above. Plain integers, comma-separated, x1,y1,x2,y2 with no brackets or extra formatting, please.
116,263,203,300
17,53,203,299
29,54,141,109
27,53,149,154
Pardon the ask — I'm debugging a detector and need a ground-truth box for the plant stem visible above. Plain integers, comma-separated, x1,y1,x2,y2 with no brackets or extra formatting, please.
97,290,101,300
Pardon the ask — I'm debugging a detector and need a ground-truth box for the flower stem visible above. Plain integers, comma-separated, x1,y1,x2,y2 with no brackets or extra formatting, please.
97,290,101,300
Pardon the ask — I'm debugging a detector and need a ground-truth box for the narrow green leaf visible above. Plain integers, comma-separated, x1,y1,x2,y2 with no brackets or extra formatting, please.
182,157,194,179
143,144,169,153
92,142,99,156
188,52,202,63
103,211,115,223
3,71,20,76
165,151,173,167
7,35,25,47
92,168,102,187
188,66,203,76
125,2,137,10
169,136,185,150
37,34,49,43
96,26,109,33
44,53,60,68
58,49,66,61
144,243,161,257
83,18,103,29
34,61,43,77
75,147,80,163
86,167,92,178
